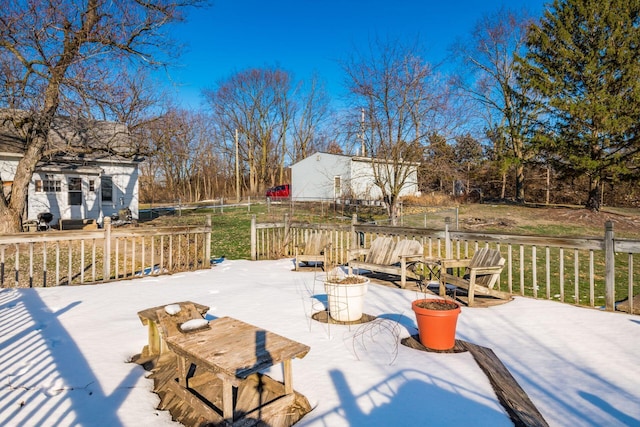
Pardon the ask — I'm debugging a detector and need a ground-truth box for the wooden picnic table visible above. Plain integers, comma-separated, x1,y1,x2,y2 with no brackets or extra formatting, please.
164,316,310,425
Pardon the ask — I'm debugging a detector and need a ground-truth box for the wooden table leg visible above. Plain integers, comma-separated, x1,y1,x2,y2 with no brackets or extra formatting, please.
283,359,293,394
176,355,188,387
222,379,233,421
148,321,161,355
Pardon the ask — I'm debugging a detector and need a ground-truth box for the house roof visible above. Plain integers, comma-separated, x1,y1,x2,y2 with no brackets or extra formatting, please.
36,161,104,175
294,151,420,168
0,109,143,163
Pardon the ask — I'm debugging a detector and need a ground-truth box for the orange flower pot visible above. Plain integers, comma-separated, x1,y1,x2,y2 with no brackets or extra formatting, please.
411,298,461,350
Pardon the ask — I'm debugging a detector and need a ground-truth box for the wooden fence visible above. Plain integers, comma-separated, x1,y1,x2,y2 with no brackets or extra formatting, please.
0,216,212,288
251,215,639,314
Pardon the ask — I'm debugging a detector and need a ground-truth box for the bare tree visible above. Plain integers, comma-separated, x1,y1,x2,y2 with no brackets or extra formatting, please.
454,133,484,194
290,74,331,163
204,68,294,196
342,38,452,224
421,133,456,193
143,108,220,203
0,0,204,232
451,8,537,203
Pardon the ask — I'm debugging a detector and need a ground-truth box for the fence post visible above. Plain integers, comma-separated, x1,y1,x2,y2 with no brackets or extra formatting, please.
103,217,111,282
205,215,212,265
444,217,452,259
251,214,257,261
604,221,615,311
351,214,358,250
284,213,290,256
455,207,459,230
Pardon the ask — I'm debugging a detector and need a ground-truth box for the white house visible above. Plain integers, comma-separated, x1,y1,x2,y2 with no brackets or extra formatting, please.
0,113,142,227
290,152,419,202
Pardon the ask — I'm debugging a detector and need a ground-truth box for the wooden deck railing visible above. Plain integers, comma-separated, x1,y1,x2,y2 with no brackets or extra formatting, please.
0,216,212,288
251,214,639,314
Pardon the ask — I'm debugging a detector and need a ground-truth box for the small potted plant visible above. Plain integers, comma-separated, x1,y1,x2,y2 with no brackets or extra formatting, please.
324,267,369,322
411,298,461,350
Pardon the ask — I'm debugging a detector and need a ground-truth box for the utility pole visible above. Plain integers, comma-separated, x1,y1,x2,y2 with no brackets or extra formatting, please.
360,107,366,157
235,129,240,202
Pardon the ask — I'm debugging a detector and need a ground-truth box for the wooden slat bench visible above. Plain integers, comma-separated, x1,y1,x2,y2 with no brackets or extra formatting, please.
347,237,424,288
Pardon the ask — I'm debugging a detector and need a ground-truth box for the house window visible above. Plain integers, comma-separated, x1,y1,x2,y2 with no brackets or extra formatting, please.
37,179,61,192
334,176,341,198
89,180,95,192
68,177,82,206
101,176,113,202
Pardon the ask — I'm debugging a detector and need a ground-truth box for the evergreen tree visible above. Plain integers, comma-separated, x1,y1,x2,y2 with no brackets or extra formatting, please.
518,0,640,211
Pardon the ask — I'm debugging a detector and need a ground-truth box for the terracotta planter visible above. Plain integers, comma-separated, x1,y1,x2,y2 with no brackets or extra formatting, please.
324,276,369,322
411,298,461,350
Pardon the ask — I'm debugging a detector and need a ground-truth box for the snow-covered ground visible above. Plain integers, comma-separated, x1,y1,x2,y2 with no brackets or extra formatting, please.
1,259,639,427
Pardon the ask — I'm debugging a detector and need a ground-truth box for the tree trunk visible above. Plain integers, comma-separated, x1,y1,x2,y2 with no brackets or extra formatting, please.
1,132,50,233
0,208,22,234
501,171,507,199
586,177,600,211
388,202,399,226
515,164,525,203
546,166,550,205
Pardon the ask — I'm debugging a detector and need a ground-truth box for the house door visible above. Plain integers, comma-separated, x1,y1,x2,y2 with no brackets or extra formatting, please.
68,177,83,219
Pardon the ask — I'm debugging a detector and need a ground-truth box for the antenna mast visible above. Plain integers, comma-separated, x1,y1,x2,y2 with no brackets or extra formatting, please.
360,107,366,157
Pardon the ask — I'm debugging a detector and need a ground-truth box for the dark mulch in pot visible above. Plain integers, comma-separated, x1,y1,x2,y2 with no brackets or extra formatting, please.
415,300,459,310
401,334,468,353
311,310,377,325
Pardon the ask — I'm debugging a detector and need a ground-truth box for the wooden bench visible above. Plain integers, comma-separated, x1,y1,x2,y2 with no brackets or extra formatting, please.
137,301,209,360
439,248,511,306
59,218,98,230
347,237,424,288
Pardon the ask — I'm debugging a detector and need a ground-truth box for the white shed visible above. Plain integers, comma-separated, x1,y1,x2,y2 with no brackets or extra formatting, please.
0,113,142,227
290,152,419,202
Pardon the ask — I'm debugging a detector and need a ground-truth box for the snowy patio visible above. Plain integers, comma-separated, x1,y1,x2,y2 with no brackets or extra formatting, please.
1,258,639,426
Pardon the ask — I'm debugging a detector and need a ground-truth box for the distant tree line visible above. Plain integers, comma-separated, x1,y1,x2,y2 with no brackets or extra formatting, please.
140,0,640,213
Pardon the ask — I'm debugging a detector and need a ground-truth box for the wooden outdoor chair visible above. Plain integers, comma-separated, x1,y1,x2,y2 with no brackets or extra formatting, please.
439,248,511,307
294,233,330,271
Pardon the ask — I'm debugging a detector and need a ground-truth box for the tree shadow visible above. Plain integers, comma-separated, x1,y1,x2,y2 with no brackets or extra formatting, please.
302,368,510,426
579,391,640,426
0,288,138,426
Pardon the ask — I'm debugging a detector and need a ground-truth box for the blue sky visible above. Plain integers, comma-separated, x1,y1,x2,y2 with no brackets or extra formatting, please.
161,0,550,109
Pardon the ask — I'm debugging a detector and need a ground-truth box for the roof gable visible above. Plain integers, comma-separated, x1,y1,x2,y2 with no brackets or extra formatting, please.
0,109,140,162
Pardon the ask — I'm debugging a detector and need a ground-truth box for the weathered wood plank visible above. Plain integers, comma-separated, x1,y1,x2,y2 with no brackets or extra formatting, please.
461,342,549,427
163,379,224,424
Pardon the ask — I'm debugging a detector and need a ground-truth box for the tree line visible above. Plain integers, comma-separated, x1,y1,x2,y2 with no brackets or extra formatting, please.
141,1,640,217
1,0,639,232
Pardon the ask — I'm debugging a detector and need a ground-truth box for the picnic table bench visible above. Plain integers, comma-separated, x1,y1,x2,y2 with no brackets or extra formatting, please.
137,301,209,360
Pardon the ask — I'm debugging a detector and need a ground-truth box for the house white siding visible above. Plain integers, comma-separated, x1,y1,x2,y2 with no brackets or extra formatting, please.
291,153,351,201
1,156,139,225
98,162,139,221
291,152,419,202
